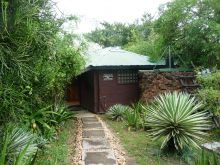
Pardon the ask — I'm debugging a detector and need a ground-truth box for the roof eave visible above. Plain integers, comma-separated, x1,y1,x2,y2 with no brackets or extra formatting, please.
85,65,168,71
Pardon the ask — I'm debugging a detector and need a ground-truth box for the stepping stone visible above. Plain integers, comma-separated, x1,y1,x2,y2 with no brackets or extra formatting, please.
83,122,102,129
82,150,117,165
75,111,96,118
83,130,105,138
82,117,99,123
83,139,110,150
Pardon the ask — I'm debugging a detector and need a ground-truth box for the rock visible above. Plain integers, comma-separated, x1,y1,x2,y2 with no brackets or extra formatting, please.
139,71,195,102
202,142,220,155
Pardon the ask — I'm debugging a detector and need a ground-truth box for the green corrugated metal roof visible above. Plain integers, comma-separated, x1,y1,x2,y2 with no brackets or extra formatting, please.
84,47,165,67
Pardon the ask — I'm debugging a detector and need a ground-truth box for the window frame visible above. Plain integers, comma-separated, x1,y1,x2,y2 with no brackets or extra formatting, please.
117,70,138,84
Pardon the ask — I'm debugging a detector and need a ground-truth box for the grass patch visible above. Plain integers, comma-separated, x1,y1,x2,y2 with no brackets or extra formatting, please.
102,115,186,165
35,119,76,165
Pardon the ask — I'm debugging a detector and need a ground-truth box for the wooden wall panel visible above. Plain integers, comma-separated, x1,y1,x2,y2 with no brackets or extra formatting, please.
98,70,139,113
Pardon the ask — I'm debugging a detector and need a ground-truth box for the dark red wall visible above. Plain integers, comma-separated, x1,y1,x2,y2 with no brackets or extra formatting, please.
98,70,139,113
79,69,139,113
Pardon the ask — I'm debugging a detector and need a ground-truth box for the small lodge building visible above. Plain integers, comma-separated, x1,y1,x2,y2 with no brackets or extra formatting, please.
66,46,168,113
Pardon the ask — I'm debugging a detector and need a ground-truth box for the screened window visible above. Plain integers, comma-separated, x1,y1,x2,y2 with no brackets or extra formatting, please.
117,70,138,84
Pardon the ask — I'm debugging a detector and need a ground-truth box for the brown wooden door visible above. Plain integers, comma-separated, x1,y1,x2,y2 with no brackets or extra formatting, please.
66,79,80,106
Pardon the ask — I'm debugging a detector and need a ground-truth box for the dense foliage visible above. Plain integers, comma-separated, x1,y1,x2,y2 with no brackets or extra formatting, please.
108,102,147,130
85,13,153,47
146,92,210,152
0,0,84,163
86,0,220,67
0,0,83,124
155,0,220,67
85,22,132,47
125,102,147,130
197,70,220,117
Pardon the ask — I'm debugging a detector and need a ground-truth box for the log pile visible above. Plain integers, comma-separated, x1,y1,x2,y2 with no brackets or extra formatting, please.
139,71,194,102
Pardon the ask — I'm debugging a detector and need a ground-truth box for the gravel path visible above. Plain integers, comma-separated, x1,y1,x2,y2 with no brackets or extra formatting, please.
73,111,128,165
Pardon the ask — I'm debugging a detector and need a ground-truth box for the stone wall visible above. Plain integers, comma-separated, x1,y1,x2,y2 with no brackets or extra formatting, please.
139,71,195,102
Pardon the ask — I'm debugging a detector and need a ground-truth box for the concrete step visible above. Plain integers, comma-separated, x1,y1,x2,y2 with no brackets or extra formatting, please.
82,150,117,165
83,122,103,129
82,117,99,123
82,129,105,138
83,138,110,150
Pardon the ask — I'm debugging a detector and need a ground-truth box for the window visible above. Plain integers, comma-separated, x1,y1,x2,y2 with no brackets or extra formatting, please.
117,70,138,84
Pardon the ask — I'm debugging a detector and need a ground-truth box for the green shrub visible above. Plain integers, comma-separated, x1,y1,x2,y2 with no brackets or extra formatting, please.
23,105,74,139
0,0,83,163
197,71,220,117
107,104,128,121
146,92,211,152
198,89,220,117
53,106,75,125
197,71,220,90
124,108,136,130
23,106,57,134
125,102,147,130
0,0,84,130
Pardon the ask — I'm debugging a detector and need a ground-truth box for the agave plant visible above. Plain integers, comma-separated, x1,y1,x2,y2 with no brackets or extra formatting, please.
146,92,211,152
107,104,128,121
0,126,38,164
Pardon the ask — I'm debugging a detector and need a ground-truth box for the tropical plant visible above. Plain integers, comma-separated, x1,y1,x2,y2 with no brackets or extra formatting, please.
107,104,128,121
124,102,147,130
23,106,57,133
53,106,75,125
146,92,211,152
0,126,38,165
23,105,74,140
195,149,219,165
124,109,137,130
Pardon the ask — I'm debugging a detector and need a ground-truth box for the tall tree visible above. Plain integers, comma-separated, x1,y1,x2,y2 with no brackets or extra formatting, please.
85,22,132,47
155,0,220,67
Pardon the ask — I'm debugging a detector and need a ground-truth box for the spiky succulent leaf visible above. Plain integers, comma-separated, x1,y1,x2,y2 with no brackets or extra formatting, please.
107,104,128,121
2,126,38,164
146,92,211,151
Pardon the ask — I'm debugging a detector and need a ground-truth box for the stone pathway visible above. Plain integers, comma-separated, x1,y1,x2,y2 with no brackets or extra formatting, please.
77,112,118,165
